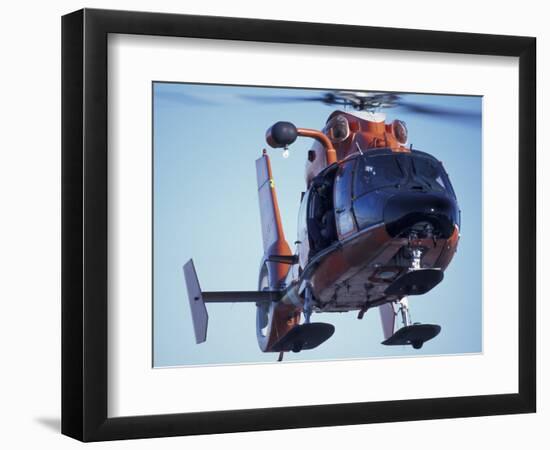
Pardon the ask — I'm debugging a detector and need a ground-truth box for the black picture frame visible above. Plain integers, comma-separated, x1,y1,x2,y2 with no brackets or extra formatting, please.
61,8,536,442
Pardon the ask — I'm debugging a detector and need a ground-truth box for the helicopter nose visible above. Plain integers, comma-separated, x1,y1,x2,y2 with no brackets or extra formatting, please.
383,192,458,238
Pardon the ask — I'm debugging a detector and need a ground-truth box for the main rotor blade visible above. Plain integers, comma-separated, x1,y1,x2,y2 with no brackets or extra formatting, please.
155,90,219,106
155,87,481,120
396,100,481,120
239,94,333,104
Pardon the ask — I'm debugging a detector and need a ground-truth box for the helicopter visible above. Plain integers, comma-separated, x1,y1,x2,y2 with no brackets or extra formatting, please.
183,90,473,361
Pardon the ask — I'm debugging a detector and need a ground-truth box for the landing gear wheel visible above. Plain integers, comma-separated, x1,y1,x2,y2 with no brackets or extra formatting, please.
271,322,335,352
292,341,303,353
381,323,441,348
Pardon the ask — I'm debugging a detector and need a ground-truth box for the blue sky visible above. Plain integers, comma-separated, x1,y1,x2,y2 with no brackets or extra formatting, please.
153,82,482,367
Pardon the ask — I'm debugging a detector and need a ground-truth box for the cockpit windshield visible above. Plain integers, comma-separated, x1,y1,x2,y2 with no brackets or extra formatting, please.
411,153,456,196
354,154,403,195
353,151,455,198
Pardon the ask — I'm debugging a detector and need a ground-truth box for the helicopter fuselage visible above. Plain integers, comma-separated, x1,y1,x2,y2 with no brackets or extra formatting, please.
184,99,469,357
273,147,460,318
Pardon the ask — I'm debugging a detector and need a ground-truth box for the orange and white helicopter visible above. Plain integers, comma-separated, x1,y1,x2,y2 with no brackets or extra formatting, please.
184,91,474,361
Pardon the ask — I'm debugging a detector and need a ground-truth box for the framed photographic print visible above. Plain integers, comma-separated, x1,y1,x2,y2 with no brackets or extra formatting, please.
61,8,536,442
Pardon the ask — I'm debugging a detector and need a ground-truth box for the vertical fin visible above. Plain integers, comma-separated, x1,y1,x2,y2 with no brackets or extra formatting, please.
255,151,293,290
256,151,300,355
255,151,289,254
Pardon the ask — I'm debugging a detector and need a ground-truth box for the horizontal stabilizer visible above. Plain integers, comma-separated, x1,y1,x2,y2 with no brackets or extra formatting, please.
266,254,299,265
203,291,281,303
183,259,282,344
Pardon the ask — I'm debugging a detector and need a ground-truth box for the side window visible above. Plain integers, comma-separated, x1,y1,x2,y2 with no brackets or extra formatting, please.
333,160,354,211
333,160,356,237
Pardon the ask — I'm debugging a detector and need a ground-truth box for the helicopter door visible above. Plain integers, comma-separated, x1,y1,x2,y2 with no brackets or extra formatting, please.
333,159,357,239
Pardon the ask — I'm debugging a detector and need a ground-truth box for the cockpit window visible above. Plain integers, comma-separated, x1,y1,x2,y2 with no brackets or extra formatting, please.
353,151,456,199
411,155,455,196
354,154,404,197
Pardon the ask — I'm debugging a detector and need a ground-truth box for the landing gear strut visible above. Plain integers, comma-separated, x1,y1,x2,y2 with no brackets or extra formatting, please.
397,297,411,328
303,283,313,325
381,295,441,349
